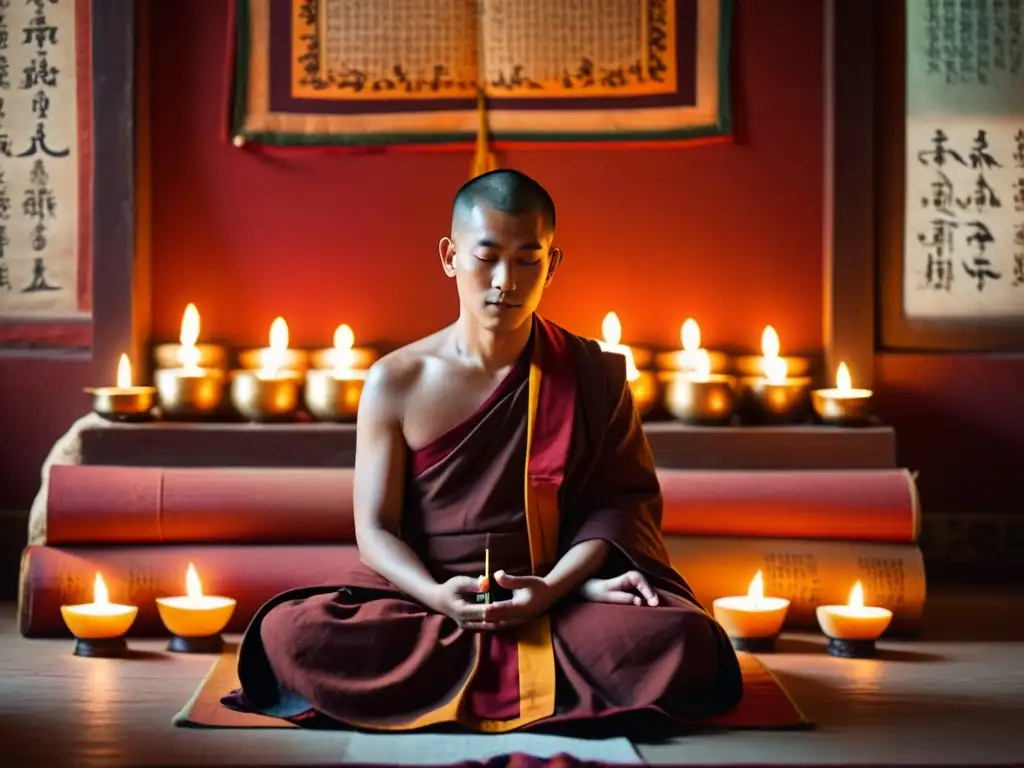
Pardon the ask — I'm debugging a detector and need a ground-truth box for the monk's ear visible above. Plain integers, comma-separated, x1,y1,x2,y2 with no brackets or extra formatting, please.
439,237,457,278
544,247,564,286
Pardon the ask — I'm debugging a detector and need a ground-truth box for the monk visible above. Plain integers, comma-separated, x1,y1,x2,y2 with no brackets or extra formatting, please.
223,169,744,733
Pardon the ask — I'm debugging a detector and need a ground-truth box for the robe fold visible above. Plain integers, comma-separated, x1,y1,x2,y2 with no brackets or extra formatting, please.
222,315,743,732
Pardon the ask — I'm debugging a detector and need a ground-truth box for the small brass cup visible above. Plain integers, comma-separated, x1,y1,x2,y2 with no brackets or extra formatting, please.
154,368,227,419
84,387,157,422
811,388,874,426
304,368,366,422
628,370,659,418
662,371,738,425
230,370,303,421
739,376,812,424
152,343,228,371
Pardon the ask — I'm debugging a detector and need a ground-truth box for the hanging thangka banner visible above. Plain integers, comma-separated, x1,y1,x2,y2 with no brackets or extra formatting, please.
0,0,93,350
904,0,1024,320
228,0,732,149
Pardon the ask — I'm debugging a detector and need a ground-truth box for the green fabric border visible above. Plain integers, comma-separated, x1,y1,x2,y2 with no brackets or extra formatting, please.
230,0,734,147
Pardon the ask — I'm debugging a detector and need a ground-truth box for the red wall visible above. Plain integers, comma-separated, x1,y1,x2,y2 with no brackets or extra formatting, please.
1,0,1021,531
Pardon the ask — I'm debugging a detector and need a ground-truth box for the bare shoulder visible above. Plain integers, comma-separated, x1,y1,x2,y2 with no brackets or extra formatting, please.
359,329,448,420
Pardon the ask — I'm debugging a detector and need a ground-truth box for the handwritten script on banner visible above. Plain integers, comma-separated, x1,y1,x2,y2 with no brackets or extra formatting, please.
0,0,88,337
232,0,729,147
905,0,1024,319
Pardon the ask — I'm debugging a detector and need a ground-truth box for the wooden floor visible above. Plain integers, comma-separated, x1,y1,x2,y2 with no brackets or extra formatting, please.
1,588,1023,767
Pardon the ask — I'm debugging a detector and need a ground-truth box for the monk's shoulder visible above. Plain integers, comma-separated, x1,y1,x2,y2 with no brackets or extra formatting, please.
552,323,628,388
362,337,438,413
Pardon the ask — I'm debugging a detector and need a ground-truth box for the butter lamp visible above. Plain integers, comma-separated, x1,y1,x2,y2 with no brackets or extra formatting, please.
597,312,657,416
154,303,227,418
712,571,790,653
60,572,138,657
816,581,893,658
231,317,303,421
812,362,874,425
85,354,156,421
156,562,237,653
305,324,369,421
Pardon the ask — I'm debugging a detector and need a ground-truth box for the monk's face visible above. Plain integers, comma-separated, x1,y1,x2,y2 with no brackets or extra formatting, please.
440,205,562,333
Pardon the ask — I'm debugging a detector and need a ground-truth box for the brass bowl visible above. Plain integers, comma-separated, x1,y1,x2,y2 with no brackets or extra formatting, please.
154,368,227,418
304,368,365,422
152,343,228,371
236,347,310,373
733,355,812,378
661,371,738,425
811,388,874,426
654,349,730,375
309,347,379,371
84,387,157,422
739,376,812,423
230,370,302,421
628,370,659,418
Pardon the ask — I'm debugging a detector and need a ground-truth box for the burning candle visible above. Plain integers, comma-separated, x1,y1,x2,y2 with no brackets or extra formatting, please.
84,353,157,421
60,572,139,657
816,581,893,658
156,562,237,653
738,326,812,424
598,312,657,417
153,302,228,371
232,317,303,421
655,318,729,374
154,303,226,418
734,325,812,378
238,315,310,373
662,348,738,425
310,322,378,371
305,324,369,422
811,362,874,426
712,571,791,653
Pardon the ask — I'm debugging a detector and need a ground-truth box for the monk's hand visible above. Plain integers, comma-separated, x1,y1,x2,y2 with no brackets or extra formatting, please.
580,571,659,607
474,570,555,629
430,575,496,630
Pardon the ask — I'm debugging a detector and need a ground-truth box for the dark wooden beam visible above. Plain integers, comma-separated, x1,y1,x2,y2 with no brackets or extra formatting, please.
88,0,148,385
822,0,876,387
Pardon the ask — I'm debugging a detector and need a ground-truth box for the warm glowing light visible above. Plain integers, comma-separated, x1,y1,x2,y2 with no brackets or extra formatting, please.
849,581,864,609
330,323,356,372
761,325,780,358
186,562,204,599
693,348,712,379
93,572,110,605
760,325,787,383
598,312,639,381
747,570,764,603
681,318,700,352
601,312,622,346
116,354,132,388
259,317,289,376
837,362,852,392
177,303,202,370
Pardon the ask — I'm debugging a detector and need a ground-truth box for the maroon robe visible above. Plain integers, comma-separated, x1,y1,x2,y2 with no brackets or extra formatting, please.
223,316,743,732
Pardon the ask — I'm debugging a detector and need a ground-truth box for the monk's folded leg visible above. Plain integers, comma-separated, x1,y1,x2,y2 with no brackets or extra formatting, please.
552,593,743,719
259,590,475,724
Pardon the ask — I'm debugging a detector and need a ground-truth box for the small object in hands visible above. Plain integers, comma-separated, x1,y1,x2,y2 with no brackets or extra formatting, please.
476,546,492,605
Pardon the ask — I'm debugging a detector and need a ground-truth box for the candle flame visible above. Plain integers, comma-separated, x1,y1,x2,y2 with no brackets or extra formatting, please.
747,570,764,600
186,562,204,599
116,354,132,388
260,317,289,376
93,572,110,605
330,324,356,373
601,312,622,346
761,325,780,358
180,303,200,347
848,581,864,608
694,348,712,379
681,318,700,352
177,303,202,370
333,323,354,351
836,361,852,392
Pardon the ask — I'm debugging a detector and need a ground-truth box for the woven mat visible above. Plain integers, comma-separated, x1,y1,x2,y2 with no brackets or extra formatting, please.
174,645,810,731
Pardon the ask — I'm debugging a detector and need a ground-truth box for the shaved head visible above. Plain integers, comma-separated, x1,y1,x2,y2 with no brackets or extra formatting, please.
452,169,556,234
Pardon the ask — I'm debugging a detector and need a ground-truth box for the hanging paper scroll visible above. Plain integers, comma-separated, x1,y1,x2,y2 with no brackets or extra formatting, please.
228,0,732,148
904,0,1024,319
0,0,92,350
